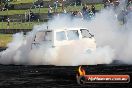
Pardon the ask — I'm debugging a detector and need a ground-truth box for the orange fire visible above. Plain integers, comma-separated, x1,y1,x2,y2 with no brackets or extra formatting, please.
78,66,86,76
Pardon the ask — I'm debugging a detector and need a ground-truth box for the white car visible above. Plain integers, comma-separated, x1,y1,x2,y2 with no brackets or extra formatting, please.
31,28,96,52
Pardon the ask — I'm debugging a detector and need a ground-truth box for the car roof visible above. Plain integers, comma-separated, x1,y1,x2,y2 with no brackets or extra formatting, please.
37,27,88,32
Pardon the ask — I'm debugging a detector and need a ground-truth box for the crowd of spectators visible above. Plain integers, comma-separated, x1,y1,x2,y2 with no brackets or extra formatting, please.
47,1,96,21
1,0,131,24
47,0,131,22
103,0,119,8
103,0,131,8
69,4,95,20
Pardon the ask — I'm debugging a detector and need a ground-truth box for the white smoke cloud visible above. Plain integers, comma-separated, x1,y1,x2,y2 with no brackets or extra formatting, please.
0,1,132,65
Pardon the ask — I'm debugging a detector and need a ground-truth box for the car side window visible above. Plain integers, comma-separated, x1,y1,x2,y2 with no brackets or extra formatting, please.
34,31,52,42
34,31,45,42
44,31,52,41
67,30,79,40
56,31,66,41
80,29,92,38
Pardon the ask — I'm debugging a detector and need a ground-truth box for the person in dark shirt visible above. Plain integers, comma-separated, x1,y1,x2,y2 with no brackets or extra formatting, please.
82,4,87,12
91,5,95,14
103,0,111,8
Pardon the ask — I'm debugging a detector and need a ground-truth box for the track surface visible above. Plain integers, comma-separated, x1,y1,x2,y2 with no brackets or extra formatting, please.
0,65,131,88
0,48,132,88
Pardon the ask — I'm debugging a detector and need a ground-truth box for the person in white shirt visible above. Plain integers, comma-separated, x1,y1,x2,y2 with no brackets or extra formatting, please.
48,5,52,18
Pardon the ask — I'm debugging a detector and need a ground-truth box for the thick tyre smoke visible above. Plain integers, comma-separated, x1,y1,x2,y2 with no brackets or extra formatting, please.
0,1,132,65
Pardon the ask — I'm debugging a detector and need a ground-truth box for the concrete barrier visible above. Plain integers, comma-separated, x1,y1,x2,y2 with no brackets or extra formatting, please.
0,13,48,22
81,0,103,4
0,29,32,34
64,0,103,5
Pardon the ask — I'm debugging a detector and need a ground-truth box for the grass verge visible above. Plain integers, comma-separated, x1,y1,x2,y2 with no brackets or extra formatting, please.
0,34,12,47
0,22,42,29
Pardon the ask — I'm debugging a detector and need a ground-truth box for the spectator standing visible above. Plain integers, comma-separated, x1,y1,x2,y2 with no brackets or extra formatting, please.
88,10,94,20
82,5,91,20
87,6,93,20
103,0,111,8
28,10,34,21
61,0,66,11
48,5,53,18
82,4,87,18
82,4,87,13
7,17,10,29
91,5,96,14
53,0,58,13
40,1,44,8
25,12,27,22
77,11,83,19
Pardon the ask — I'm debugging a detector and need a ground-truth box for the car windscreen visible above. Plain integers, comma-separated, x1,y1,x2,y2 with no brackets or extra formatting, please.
56,31,66,41
80,29,93,38
67,30,79,40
